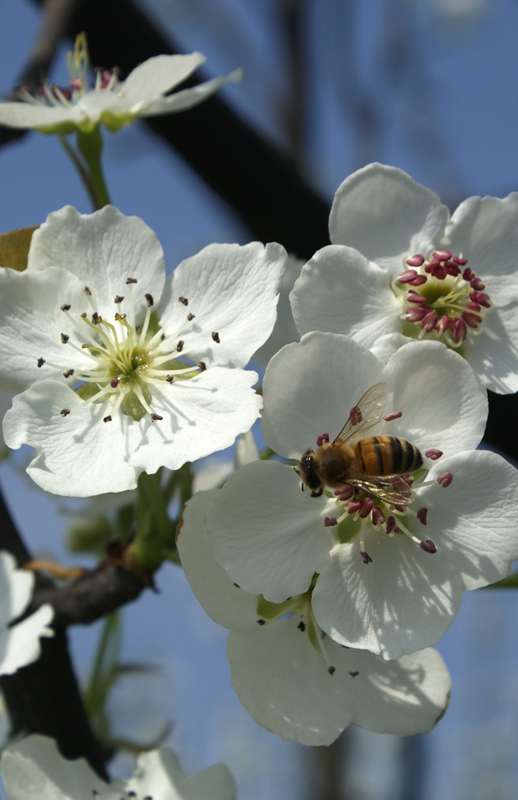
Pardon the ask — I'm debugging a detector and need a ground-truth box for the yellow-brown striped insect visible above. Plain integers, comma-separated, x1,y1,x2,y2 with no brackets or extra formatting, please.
297,383,422,505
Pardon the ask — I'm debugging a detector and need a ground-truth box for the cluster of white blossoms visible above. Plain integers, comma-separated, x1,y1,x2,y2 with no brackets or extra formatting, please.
0,735,236,800
176,167,518,743
1,39,518,763
0,33,242,134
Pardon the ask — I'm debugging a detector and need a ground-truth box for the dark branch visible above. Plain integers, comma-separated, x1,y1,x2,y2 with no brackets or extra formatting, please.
29,559,153,628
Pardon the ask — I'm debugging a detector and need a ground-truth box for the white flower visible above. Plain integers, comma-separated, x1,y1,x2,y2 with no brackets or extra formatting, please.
290,163,518,394
0,34,242,134
177,490,452,746
0,552,53,676
206,332,518,660
0,734,236,800
0,205,286,496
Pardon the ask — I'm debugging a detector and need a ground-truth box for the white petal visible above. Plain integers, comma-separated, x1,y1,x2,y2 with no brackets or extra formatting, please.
177,490,259,630
384,340,488,454
27,206,166,323
125,749,235,800
329,163,450,276
464,304,518,394
126,367,262,474
262,332,383,458
423,451,518,591
0,266,92,392
0,604,54,676
3,368,261,496
3,382,141,496
228,617,451,744
0,551,33,625
158,242,287,369
119,53,206,103
0,102,78,129
0,735,118,800
290,245,401,346
313,536,462,660
206,461,333,603
142,69,243,116
444,194,518,307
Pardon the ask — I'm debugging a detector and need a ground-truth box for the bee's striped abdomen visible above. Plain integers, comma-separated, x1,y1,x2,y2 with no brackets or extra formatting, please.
355,436,422,476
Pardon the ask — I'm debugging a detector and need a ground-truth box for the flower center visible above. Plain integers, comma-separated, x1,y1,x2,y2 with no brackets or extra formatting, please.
256,582,339,675
37,280,218,423
19,33,120,109
322,451,452,564
391,250,491,351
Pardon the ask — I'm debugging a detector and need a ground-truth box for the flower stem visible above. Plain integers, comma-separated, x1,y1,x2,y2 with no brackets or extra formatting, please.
76,126,112,209
59,134,99,210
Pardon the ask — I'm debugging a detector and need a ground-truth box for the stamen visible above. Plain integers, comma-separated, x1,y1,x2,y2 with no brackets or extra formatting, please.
437,472,453,487
324,517,338,527
383,410,402,422
425,449,443,460
37,358,45,368
60,409,70,417
420,539,437,554
179,296,189,306
317,433,330,446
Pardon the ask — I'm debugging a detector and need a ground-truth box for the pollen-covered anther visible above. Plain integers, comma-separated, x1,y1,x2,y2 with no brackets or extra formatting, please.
211,331,220,343
316,432,330,446
63,369,74,378
151,413,163,422
60,408,70,417
198,361,206,371
437,472,454,487
176,340,184,352
359,497,374,519
103,415,112,423
110,379,119,388
179,296,189,306
166,375,174,383
334,485,355,501
371,506,385,526
417,507,428,525
60,333,69,344
328,666,336,675
386,516,398,534
60,303,71,312
83,286,91,296
37,358,45,368
420,539,437,554
91,312,101,325
145,293,154,307
425,448,443,460
360,551,373,564
126,277,137,285
347,499,364,515
324,517,338,527
406,254,425,267
187,313,195,321
113,295,124,304
297,620,306,631
383,410,402,422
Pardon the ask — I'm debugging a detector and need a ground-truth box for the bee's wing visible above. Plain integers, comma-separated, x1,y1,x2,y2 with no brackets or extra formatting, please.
353,475,413,507
333,382,388,445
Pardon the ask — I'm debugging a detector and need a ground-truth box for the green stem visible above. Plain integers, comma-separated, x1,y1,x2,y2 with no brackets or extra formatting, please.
84,612,122,729
59,134,98,210
138,471,171,542
76,126,112,209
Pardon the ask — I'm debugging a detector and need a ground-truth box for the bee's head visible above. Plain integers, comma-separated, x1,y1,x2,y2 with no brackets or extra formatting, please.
297,449,323,496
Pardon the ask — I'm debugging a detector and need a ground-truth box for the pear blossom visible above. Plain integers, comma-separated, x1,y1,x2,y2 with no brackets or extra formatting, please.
0,734,236,800
290,163,518,393
0,205,286,496
0,551,53,675
177,490,452,746
206,332,518,660
0,34,242,134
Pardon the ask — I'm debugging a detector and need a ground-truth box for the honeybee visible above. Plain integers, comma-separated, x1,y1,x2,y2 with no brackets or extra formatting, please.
297,383,422,506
